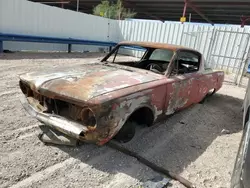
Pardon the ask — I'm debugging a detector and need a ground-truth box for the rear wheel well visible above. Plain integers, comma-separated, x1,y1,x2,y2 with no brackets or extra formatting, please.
128,107,154,127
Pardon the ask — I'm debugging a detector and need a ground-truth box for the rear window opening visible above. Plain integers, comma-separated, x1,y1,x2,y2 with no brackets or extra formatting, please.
170,50,201,75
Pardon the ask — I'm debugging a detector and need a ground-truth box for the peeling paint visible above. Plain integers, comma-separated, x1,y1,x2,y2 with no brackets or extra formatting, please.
116,95,150,131
19,42,225,145
153,105,163,120
165,78,192,115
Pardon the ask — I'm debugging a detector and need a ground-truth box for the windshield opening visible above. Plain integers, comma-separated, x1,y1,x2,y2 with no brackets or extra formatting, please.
149,49,174,62
103,44,174,75
106,45,147,63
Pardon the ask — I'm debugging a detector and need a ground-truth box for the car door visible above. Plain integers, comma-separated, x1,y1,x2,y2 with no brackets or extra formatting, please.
164,50,201,115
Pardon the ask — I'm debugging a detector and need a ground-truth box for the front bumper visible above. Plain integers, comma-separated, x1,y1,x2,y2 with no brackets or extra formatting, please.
20,96,88,141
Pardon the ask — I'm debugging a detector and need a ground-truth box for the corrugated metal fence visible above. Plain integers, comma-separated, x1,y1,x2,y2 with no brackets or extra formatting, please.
118,21,250,84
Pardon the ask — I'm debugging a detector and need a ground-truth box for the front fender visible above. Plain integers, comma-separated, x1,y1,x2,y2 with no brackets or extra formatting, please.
96,90,155,145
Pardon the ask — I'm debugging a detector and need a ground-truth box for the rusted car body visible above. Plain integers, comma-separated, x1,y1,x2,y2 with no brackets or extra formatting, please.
19,41,224,145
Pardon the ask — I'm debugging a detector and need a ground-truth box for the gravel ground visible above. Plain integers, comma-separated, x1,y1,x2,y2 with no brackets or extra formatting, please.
0,52,247,188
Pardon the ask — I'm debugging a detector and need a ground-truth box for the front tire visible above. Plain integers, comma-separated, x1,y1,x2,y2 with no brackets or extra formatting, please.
113,120,136,143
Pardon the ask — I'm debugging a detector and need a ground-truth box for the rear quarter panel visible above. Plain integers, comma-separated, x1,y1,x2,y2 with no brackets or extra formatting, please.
198,70,224,100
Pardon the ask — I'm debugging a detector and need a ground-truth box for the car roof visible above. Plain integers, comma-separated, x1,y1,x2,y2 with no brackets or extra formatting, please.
119,41,198,52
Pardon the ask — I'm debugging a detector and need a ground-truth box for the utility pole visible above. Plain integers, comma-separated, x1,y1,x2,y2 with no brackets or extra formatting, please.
77,0,79,12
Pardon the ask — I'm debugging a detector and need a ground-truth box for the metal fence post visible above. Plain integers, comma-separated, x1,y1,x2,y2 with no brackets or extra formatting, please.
238,34,250,86
76,0,79,12
179,24,185,46
0,41,3,53
206,27,217,68
68,44,72,53
235,34,250,85
193,26,200,50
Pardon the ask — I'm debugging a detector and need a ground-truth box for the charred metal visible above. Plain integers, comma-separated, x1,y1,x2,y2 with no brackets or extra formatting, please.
19,41,224,145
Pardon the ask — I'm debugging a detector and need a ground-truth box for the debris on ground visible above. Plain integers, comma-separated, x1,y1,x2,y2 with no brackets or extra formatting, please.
221,129,231,135
142,176,170,188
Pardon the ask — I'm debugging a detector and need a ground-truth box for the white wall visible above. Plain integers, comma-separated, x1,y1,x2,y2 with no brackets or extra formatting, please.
0,0,119,51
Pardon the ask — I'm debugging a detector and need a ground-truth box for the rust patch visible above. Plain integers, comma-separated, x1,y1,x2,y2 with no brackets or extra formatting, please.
166,78,193,115
119,41,197,52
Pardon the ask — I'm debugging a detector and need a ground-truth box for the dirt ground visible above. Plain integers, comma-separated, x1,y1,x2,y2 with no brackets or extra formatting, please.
0,52,247,188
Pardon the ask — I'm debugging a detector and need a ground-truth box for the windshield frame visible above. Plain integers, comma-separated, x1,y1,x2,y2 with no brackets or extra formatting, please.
101,43,175,76
101,44,147,63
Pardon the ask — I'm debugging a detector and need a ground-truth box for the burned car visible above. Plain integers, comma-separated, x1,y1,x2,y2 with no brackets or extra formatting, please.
19,41,224,145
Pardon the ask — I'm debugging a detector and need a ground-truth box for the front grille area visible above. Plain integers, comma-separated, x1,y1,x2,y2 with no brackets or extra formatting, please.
19,80,94,126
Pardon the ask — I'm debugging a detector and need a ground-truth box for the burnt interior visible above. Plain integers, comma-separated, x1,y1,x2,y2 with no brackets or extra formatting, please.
102,44,202,75
20,81,96,127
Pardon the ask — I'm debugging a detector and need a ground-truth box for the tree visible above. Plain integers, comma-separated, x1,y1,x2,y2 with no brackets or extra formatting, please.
93,0,137,20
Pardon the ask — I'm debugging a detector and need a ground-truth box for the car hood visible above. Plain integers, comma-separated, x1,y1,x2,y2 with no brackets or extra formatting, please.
20,63,163,102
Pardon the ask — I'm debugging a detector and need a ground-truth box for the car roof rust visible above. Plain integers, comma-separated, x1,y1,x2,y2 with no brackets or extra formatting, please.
119,41,196,52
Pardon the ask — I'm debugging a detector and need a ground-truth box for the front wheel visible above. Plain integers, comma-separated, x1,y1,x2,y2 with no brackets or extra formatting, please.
113,120,136,143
